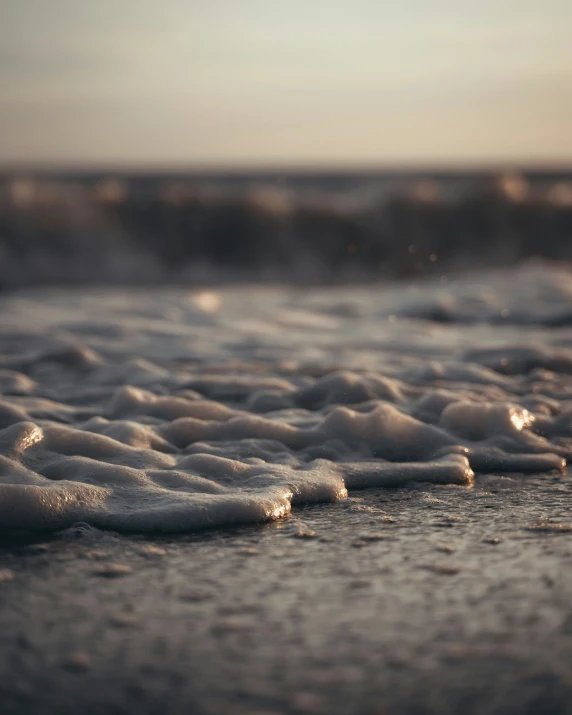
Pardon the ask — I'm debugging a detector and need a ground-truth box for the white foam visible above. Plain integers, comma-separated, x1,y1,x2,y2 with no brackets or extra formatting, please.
0,265,570,533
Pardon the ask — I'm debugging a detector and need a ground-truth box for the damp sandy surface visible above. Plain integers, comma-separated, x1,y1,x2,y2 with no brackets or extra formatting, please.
1,263,572,533
2,479,572,715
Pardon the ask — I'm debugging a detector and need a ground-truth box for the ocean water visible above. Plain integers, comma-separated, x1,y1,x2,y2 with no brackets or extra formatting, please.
0,261,570,533
1,169,572,286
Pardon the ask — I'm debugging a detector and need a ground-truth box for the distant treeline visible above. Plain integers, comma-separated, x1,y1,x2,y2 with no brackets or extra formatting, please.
0,171,571,286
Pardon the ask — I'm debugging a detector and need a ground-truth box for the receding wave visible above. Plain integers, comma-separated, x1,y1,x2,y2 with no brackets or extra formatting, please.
0,264,570,533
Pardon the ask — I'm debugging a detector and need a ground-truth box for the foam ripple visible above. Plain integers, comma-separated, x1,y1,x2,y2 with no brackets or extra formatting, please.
0,267,570,532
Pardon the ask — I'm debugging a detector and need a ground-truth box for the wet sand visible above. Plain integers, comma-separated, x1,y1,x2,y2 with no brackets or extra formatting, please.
2,473,572,715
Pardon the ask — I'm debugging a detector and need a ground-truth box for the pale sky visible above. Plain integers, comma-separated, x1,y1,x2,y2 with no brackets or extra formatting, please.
1,0,571,167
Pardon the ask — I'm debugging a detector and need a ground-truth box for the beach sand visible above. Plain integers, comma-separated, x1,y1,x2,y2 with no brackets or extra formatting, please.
2,475,572,715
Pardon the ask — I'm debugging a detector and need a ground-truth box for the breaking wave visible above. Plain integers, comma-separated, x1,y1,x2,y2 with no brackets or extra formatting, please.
1,170,572,286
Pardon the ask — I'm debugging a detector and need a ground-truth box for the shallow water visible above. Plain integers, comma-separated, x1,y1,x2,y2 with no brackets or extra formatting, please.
1,262,571,533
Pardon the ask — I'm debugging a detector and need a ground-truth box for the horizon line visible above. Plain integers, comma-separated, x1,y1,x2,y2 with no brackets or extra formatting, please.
1,158,572,177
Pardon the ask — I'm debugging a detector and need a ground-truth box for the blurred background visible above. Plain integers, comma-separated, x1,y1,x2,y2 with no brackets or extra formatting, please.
1,0,571,287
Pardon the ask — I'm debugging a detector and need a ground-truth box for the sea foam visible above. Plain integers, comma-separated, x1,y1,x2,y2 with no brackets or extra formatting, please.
0,264,570,532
